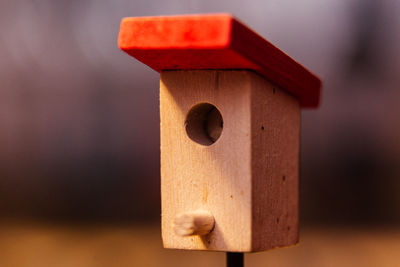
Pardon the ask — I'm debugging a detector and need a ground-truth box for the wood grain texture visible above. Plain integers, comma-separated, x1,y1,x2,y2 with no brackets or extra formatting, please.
250,71,300,251
119,14,321,108
160,70,253,252
160,70,299,252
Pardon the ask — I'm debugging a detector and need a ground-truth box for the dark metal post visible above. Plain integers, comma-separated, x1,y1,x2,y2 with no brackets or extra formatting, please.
226,252,244,267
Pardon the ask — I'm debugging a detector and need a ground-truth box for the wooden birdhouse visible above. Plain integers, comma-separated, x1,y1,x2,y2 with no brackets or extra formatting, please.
118,14,321,253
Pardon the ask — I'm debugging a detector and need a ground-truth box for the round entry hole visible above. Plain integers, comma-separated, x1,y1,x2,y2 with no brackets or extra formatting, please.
185,103,223,146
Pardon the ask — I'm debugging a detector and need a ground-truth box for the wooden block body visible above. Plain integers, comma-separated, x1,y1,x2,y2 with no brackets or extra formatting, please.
160,70,299,252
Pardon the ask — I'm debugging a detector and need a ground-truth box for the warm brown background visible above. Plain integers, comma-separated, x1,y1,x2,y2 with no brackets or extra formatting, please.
0,0,399,266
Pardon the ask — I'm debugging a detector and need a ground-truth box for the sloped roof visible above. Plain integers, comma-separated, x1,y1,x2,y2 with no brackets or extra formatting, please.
119,14,321,108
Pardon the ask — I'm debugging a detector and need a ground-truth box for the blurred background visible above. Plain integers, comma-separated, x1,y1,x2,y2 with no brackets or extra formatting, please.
0,0,399,266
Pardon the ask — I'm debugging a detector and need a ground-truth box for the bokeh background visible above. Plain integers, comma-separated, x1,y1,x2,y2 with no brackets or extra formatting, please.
0,0,399,266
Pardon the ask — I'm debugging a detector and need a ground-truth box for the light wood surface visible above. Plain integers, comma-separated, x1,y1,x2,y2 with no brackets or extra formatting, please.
160,70,299,252
250,71,300,251
160,70,253,252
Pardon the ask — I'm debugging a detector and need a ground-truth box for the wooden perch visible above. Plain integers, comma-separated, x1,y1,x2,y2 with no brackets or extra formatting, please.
174,210,215,236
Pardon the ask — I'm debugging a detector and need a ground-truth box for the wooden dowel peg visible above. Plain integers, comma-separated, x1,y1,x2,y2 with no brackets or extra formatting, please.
173,210,215,236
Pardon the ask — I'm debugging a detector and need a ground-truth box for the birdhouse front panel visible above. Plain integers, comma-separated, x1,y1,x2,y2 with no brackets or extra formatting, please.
160,70,299,252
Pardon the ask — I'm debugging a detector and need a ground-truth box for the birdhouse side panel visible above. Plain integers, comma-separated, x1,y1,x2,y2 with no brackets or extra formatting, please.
250,72,300,251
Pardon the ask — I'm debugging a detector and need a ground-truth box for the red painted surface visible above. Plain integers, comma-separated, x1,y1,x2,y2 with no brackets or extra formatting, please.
119,14,321,108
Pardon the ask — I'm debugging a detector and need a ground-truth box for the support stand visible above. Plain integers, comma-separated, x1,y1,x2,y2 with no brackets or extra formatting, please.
226,252,244,267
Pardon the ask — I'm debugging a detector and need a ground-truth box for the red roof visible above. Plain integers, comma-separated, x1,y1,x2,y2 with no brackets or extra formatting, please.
119,14,321,108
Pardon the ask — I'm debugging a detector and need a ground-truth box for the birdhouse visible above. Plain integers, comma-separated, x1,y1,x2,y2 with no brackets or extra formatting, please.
118,14,321,253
